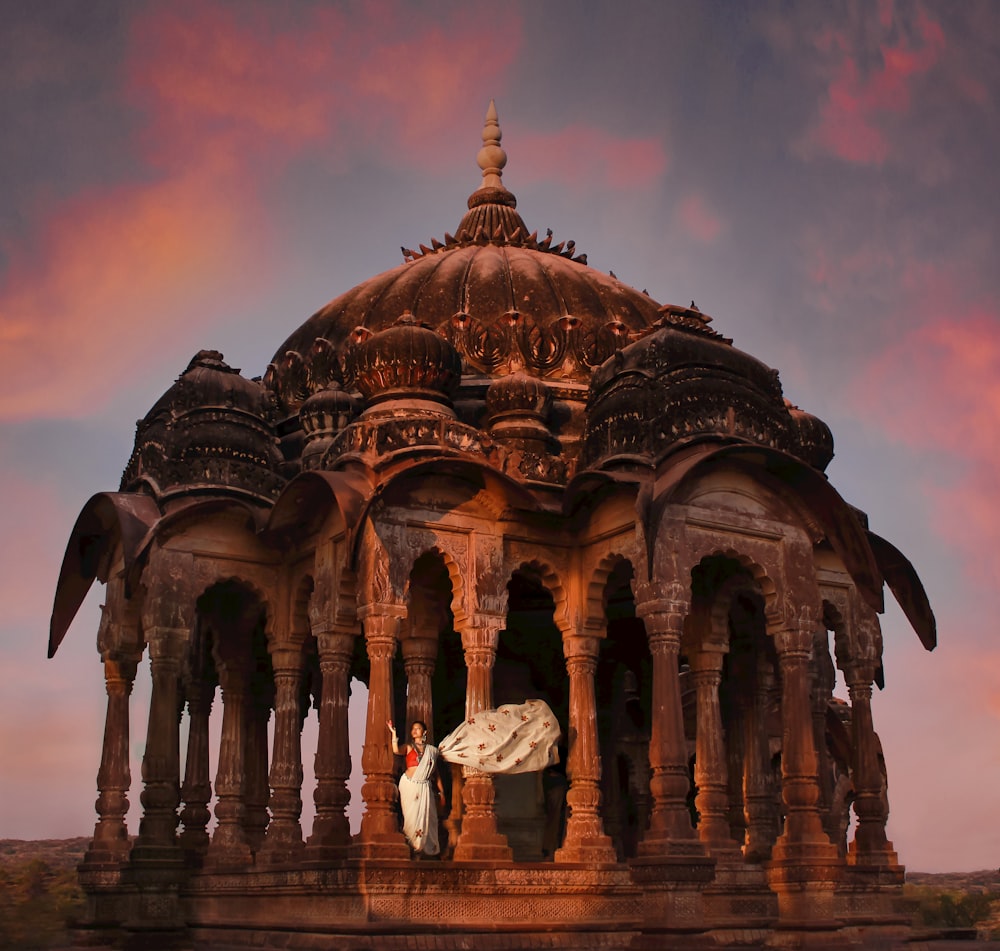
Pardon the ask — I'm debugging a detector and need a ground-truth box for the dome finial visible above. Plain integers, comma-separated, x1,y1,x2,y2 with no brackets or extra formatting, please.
476,99,508,191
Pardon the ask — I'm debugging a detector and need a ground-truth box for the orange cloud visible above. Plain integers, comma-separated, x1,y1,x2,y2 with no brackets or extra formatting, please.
675,192,727,244
0,1,525,423
796,6,946,165
0,166,256,421
514,125,668,190
127,1,522,172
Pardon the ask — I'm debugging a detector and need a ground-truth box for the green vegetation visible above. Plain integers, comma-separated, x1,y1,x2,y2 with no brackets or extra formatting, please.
904,883,1000,936
0,859,85,950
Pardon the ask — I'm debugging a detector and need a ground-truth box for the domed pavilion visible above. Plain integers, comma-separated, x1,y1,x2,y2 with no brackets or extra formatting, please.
51,103,936,949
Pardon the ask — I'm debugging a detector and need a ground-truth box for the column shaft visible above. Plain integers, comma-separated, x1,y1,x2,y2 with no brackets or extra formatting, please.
307,631,354,857
86,655,138,865
355,606,409,857
847,666,898,866
691,651,739,857
635,591,703,857
132,630,184,864
179,681,214,859
453,616,512,862
555,637,615,862
261,649,306,862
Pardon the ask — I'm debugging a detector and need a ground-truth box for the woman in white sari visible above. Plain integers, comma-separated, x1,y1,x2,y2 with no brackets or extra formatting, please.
388,719,445,856
389,700,561,857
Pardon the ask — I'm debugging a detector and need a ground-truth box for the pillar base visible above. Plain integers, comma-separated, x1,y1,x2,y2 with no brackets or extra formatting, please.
350,832,411,860
847,836,899,868
257,842,305,866
637,834,709,859
451,822,513,862
767,840,843,925
203,841,253,869
555,834,618,864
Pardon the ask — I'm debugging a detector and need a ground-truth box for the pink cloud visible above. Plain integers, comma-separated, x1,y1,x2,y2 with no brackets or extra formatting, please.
127,2,522,172
675,191,727,244
0,167,258,421
514,125,668,190
0,472,73,625
854,305,1000,587
796,6,946,165
0,1,525,423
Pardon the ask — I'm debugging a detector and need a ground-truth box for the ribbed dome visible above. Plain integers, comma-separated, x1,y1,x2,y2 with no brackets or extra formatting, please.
265,102,659,416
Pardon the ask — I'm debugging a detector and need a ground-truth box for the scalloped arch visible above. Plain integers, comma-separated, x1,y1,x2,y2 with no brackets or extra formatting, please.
403,544,470,633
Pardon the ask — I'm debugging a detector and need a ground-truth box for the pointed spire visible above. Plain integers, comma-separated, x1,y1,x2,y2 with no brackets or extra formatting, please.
476,99,508,192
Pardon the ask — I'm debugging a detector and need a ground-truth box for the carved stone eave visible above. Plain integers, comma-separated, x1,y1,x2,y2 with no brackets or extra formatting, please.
49,492,162,658
264,467,375,549
146,496,270,546
866,530,937,650
644,441,885,614
564,463,650,516
346,457,555,573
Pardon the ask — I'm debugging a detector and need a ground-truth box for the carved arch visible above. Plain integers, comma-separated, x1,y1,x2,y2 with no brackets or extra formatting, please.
508,558,572,637
679,545,782,636
403,544,470,634
583,552,636,631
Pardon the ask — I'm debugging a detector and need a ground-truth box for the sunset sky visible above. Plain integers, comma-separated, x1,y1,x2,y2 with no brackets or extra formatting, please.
2,1,998,873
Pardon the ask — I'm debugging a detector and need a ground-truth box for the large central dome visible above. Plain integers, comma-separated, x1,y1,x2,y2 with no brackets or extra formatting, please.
265,102,661,413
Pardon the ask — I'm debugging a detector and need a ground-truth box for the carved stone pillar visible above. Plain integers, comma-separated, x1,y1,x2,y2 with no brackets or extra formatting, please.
179,679,214,860
846,662,898,867
453,614,512,862
634,587,704,857
726,697,748,848
85,653,139,865
260,647,306,863
307,630,355,858
767,614,840,921
354,603,409,858
132,628,186,865
743,656,779,862
691,648,740,858
402,634,437,731
556,633,616,862
206,662,253,865
811,628,838,847
771,622,836,855
243,694,272,853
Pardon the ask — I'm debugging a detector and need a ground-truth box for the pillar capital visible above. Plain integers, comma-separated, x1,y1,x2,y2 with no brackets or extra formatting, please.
316,628,355,658
563,632,600,661
773,625,814,657
358,602,406,645
844,661,876,691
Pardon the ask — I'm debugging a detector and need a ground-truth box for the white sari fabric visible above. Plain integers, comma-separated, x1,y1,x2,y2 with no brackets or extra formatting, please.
398,742,441,855
438,699,561,774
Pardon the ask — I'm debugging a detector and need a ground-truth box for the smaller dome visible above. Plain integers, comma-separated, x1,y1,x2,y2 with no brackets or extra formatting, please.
121,351,284,503
486,371,553,442
583,305,796,469
345,313,462,418
299,383,360,470
787,403,835,471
